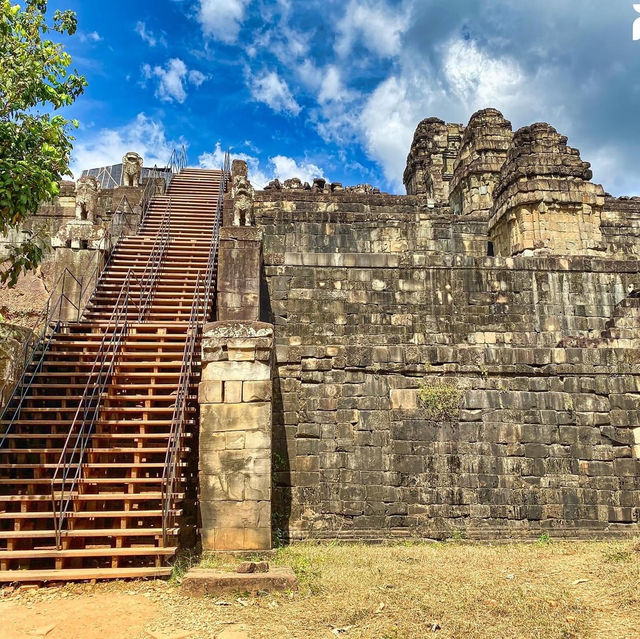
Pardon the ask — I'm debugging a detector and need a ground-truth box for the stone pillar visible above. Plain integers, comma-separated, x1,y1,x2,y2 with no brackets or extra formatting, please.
198,162,273,551
198,321,273,551
216,227,263,321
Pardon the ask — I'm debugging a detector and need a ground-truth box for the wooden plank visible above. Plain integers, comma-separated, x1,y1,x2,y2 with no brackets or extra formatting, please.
0,567,172,582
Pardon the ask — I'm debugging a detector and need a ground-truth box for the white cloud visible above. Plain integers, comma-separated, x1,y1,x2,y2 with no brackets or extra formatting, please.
270,155,325,184
359,75,418,189
196,0,251,44
188,70,208,87
79,31,102,43
135,21,166,48
71,114,179,177
318,66,353,104
141,58,209,104
335,0,410,59
198,143,326,189
354,37,536,190
199,143,270,188
248,71,301,115
442,38,524,111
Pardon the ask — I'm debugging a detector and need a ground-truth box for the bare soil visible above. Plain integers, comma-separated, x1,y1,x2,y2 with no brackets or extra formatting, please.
1,540,639,639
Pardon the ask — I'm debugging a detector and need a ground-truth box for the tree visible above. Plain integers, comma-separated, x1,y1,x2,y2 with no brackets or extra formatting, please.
0,0,86,286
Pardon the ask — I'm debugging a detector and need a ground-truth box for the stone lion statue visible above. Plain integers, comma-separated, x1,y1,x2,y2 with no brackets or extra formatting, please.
122,151,143,187
231,174,255,226
229,160,255,226
75,176,100,222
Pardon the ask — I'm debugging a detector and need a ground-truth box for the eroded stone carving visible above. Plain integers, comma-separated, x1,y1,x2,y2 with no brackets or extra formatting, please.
74,176,100,222
122,151,143,187
403,118,464,202
231,160,255,226
449,108,513,218
488,123,605,256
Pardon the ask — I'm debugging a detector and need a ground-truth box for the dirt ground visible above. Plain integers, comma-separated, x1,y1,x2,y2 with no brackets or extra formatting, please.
1,540,639,639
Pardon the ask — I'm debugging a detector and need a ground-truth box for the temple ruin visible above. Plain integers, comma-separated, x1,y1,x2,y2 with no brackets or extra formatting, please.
1,108,640,581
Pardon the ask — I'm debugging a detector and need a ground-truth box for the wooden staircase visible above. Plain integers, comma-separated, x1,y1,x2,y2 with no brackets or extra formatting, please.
0,167,224,582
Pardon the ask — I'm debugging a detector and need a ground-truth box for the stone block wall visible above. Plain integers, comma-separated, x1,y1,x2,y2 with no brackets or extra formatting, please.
601,197,640,258
272,344,640,540
254,191,490,260
264,253,640,349
256,202,640,540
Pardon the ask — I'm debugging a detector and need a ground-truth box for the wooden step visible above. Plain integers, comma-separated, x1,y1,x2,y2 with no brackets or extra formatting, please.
0,567,172,582
0,547,177,559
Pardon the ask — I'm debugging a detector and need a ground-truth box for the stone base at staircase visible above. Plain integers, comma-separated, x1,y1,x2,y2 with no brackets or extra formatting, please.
181,567,297,596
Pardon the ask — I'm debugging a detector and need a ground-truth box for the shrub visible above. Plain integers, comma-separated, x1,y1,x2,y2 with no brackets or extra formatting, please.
417,378,463,420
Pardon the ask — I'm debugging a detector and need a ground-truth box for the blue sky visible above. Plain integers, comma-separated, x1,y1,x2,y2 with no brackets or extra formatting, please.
49,0,640,195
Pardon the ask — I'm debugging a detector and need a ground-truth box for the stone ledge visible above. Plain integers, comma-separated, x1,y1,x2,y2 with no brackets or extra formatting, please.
181,567,298,596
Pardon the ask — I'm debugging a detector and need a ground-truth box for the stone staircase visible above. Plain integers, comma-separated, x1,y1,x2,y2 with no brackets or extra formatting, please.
558,288,640,348
0,167,224,582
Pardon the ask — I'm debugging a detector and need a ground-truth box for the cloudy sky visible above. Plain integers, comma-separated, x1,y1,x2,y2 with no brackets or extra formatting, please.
52,0,640,195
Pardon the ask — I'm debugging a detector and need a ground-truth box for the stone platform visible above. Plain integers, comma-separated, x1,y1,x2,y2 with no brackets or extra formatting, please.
181,567,298,596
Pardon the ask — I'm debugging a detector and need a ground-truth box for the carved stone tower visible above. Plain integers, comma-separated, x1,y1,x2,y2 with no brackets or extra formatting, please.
488,123,605,256
449,108,513,218
403,118,464,203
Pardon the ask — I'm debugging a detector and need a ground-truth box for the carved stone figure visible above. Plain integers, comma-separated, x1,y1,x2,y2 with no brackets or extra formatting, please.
231,174,255,226
122,151,143,187
75,176,100,222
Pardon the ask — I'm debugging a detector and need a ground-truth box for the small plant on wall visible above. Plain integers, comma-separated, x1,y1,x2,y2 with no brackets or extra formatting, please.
417,377,463,421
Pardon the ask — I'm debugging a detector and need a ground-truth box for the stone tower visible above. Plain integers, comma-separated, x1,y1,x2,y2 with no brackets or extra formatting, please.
488,123,605,256
448,108,513,218
403,117,464,203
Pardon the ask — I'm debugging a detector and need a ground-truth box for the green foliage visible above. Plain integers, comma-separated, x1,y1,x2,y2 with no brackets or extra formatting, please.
0,0,86,286
417,377,463,421
536,532,551,546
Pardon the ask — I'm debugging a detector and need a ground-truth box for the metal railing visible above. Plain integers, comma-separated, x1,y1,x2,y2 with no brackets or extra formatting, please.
48,196,172,545
161,270,203,543
164,145,188,189
0,266,93,447
0,183,150,439
160,151,231,543
202,151,231,322
50,270,139,547
136,202,171,321
140,165,166,228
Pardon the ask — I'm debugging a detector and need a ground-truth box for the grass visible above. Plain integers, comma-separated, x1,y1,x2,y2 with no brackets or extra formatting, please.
190,539,640,638
5,540,640,638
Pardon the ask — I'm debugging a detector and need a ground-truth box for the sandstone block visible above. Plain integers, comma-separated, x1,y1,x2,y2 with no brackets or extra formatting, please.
200,402,271,433
199,380,223,404
390,389,418,410
225,380,243,403
243,380,272,402
182,567,295,596
202,360,270,381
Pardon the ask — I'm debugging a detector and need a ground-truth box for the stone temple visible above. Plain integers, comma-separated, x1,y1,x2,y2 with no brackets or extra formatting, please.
1,108,640,581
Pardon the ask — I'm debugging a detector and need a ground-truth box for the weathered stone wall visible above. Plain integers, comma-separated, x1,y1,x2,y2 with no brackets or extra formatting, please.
602,197,640,259
272,344,640,540
264,254,640,348
0,323,34,406
254,192,490,260
255,192,640,540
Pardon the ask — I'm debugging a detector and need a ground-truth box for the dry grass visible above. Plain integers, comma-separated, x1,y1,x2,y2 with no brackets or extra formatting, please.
193,539,640,638
2,539,640,638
